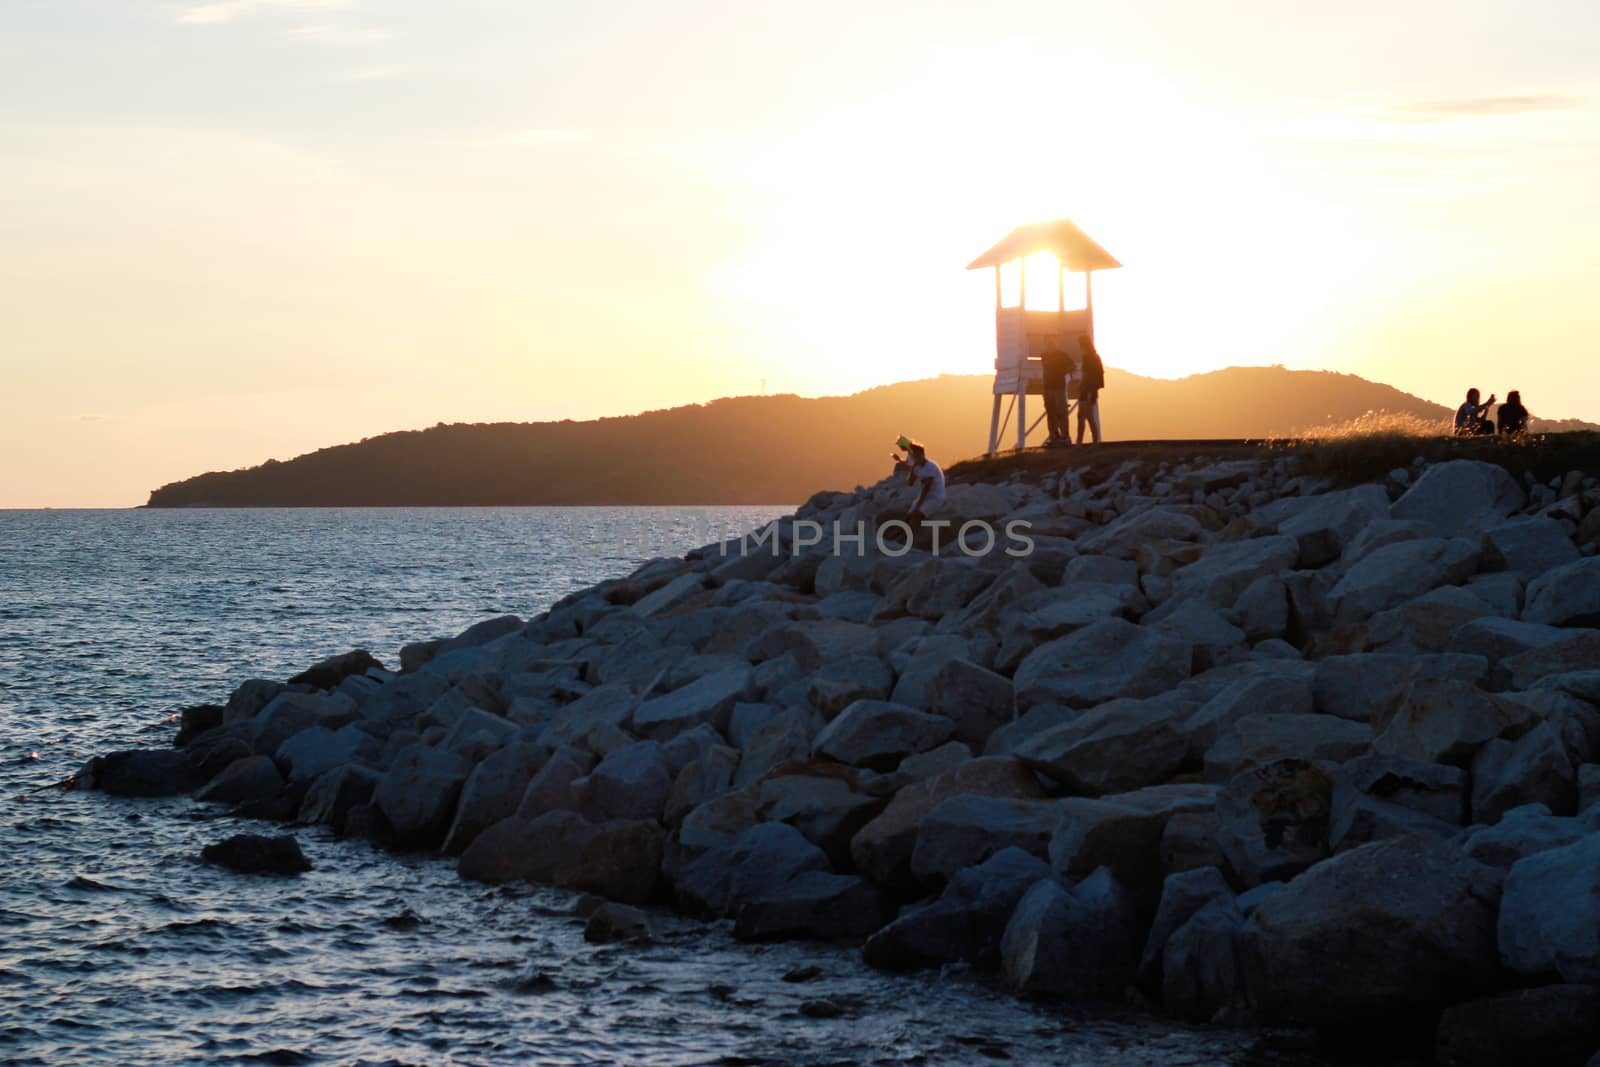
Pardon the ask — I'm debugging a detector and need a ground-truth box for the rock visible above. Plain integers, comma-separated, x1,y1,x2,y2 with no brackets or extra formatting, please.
574,819,665,903
1078,507,1204,560
632,669,751,741
1235,575,1290,643
1169,535,1300,610
1435,984,1600,1067
1449,617,1572,679
805,656,894,717
925,659,1014,749
584,901,654,943
1482,516,1581,579
1184,673,1314,757
1015,696,1189,796
249,692,360,758
582,740,673,822
1163,898,1247,1022
458,810,599,886
287,649,384,690
1460,807,1590,869
673,822,830,916
297,764,379,829
755,769,882,867
664,745,739,826
441,745,542,854
811,700,953,771
1215,759,1333,887
201,833,312,875
909,796,1064,886
223,679,286,724
1146,599,1247,672
1327,537,1481,625
372,745,473,848
82,748,201,797
1161,811,1226,877
1471,721,1577,824
1000,870,1141,997
734,713,811,788
1136,866,1234,994
1312,652,1485,724
631,572,705,617
762,619,880,671
1500,834,1600,981
1342,517,1433,564
275,723,370,784
1013,618,1191,712
1374,678,1537,766
1368,585,1497,654
1526,558,1600,628
516,746,593,819
1328,790,1458,851
196,754,284,805
734,871,886,942
1203,713,1371,782
1241,834,1504,1029
1391,460,1526,538
863,847,1053,970
1339,753,1466,824
849,757,1044,890
1277,484,1391,568
875,557,994,620
175,704,224,747
1508,630,1600,688
1048,784,1219,912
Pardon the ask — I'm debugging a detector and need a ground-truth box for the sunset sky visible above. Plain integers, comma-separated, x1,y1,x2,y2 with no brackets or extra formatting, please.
3,1,1597,507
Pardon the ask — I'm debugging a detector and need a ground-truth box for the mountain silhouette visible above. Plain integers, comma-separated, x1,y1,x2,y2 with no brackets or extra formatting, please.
145,366,1456,507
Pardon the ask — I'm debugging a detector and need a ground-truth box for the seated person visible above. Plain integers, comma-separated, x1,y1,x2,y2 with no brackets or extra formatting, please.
1497,390,1530,437
1454,388,1496,436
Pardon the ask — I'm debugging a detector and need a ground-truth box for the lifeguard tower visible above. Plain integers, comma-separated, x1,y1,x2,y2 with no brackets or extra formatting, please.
967,218,1121,454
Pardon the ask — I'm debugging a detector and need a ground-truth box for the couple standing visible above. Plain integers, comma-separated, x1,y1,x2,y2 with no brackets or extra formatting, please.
1042,335,1104,447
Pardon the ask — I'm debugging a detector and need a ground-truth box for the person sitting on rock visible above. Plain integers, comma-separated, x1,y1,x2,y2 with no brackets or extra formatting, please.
879,437,945,550
1454,388,1496,436
1497,389,1530,437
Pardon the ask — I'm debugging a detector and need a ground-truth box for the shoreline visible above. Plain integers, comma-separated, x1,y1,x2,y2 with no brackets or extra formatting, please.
79,440,1600,1062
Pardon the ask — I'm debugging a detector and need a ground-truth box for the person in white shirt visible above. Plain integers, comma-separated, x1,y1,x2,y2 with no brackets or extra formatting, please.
901,438,945,521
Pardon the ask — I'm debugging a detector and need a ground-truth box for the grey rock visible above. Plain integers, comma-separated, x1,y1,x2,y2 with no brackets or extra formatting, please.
1170,534,1300,609
196,754,284,805
1482,516,1581,579
910,796,1064,885
1526,557,1600,627
925,658,1014,749
734,871,886,942
811,699,953,771
1391,460,1526,538
582,740,673,823
1215,759,1333,886
1137,866,1233,994
442,744,542,854
863,847,1054,970
1471,721,1577,824
805,656,894,718
296,764,379,829
1015,695,1189,796
1000,870,1141,997
373,745,473,848
1163,898,1247,1022
249,692,361,758
1500,834,1600,982
632,668,751,741
673,821,831,917
1460,807,1590,869
1327,537,1481,625
1013,618,1191,712
1435,985,1600,1067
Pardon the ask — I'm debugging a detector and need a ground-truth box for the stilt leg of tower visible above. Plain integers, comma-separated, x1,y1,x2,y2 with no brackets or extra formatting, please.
987,394,1002,456
1016,388,1027,451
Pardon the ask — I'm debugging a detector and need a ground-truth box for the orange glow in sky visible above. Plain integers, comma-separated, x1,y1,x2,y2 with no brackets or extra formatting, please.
1,2,1597,505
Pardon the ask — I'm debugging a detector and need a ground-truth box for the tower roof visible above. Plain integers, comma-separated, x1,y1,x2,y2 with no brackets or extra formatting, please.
966,218,1122,272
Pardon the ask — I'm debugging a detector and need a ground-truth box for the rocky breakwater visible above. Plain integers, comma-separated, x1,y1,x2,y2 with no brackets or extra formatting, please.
80,451,1600,1061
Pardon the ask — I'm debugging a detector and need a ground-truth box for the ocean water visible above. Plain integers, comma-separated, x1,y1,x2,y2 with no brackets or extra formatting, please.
0,507,1357,1066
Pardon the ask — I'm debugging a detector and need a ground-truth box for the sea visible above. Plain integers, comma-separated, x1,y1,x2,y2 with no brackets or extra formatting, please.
0,507,1365,1066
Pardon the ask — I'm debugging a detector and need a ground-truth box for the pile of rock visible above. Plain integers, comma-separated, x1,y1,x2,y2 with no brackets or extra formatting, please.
85,452,1600,1060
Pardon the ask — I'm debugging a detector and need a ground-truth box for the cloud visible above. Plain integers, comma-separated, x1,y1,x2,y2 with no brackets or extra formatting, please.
285,23,390,46
1379,94,1586,124
176,0,353,26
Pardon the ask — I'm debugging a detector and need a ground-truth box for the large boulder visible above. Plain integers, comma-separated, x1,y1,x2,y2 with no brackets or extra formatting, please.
1215,759,1334,886
296,764,379,829
874,558,994,621
733,871,886,942
863,847,1054,970
811,699,952,770
909,796,1065,886
1241,834,1504,1029
457,810,599,886
1203,713,1371,782
631,669,751,741
1525,558,1600,628
1338,753,1466,825
1169,534,1300,609
1136,866,1233,994
441,745,542,855
1048,784,1219,912
274,723,371,784
1460,806,1590,869
1374,678,1538,766
1507,630,1600,689
1435,985,1600,1067
673,821,830,917
196,754,285,805
1327,537,1481,625
287,649,383,691
1012,619,1191,712
1163,897,1248,1022
372,745,473,847
201,833,312,876
516,746,593,819
1471,721,1577,823
1391,460,1526,538
223,678,287,723
1481,516,1580,579
1277,484,1391,568
1499,833,1600,982
81,748,201,797
1015,695,1189,796
581,740,673,822
1000,870,1141,997
805,656,894,717
1183,673,1313,757
849,756,1044,889
573,819,665,903
925,658,1014,749
1311,651,1485,725
249,692,360,757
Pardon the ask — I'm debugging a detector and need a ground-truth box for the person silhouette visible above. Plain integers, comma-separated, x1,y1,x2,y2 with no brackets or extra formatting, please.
1497,390,1530,437
1076,335,1105,444
1454,388,1495,436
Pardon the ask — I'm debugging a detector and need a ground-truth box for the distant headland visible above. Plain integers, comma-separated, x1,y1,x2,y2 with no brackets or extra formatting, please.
145,367,1501,508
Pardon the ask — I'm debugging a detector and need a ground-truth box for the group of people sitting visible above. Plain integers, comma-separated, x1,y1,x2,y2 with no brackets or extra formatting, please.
1455,388,1531,437
1040,335,1105,447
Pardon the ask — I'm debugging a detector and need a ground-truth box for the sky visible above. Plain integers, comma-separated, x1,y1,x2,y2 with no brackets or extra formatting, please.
2,0,1597,507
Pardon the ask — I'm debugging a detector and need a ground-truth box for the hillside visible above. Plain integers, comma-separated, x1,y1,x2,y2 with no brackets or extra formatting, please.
145,366,1454,507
